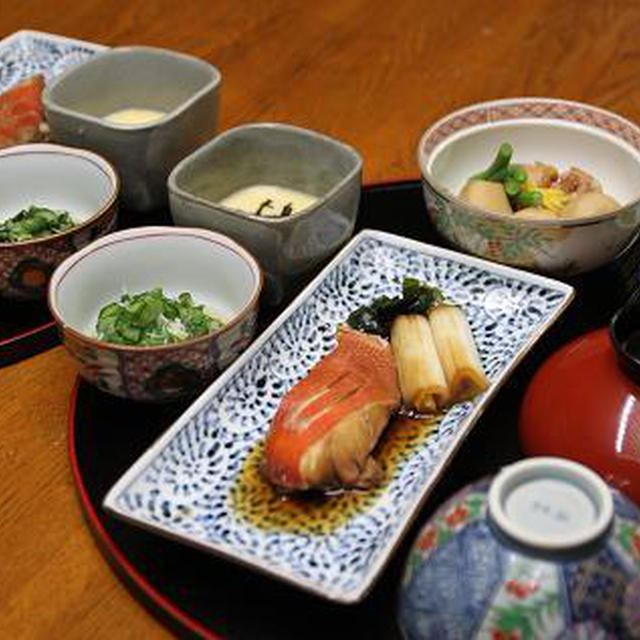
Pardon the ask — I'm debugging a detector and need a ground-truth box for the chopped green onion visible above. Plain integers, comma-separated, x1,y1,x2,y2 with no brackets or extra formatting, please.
0,205,76,242
96,288,224,346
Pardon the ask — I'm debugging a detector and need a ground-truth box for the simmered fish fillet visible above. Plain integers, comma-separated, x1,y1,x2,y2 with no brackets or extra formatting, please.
263,325,401,491
0,75,46,149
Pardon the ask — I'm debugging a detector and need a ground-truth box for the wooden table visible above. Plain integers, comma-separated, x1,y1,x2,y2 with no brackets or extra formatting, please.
2,1,639,637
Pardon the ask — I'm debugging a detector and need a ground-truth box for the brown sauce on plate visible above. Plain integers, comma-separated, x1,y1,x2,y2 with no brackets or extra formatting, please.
229,414,439,535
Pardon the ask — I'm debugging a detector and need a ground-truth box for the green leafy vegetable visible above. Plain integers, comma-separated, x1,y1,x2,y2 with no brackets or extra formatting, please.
514,189,543,209
472,143,514,181
96,288,223,346
347,277,444,337
0,205,76,242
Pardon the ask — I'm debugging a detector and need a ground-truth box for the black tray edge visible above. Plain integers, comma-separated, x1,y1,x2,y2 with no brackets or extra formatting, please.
0,319,59,368
68,379,222,640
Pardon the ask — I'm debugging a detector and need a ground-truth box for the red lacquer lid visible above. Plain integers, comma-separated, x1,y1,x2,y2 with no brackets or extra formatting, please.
520,327,640,505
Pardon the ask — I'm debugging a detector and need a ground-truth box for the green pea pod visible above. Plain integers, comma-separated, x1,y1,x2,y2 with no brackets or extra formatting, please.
472,143,513,181
515,190,543,208
510,165,527,183
504,178,520,196
487,167,509,182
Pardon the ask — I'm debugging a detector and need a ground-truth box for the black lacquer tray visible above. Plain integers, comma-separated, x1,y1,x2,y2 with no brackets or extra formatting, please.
0,298,58,367
69,180,640,639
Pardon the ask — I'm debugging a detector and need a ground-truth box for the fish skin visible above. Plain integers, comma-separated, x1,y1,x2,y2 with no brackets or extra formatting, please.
264,325,400,490
0,75,45,149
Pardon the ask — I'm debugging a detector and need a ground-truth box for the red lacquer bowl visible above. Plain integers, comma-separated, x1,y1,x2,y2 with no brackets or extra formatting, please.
520,327,640,505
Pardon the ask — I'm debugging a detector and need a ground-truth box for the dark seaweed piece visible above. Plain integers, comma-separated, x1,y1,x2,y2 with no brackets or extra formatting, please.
255,199,273,216
347,277,444,337
401,277,444,313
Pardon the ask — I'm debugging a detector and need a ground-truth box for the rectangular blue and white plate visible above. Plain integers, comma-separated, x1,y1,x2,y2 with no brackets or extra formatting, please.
0,30,105,92
104,230,574,603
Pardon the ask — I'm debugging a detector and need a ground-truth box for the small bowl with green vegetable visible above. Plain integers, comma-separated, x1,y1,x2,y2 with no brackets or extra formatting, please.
418,97,640,275
0,143,118,299
48,226,263,402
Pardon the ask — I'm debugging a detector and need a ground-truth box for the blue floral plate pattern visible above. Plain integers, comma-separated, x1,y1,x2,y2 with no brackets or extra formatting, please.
103,230,574,603
0,30,105,92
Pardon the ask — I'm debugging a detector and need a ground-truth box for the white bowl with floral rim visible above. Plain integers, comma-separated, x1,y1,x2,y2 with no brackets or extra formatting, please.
48,226,263,402
417,98,640,275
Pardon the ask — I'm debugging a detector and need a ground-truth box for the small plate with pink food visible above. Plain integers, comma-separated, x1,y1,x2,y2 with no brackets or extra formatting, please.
103,229,573,603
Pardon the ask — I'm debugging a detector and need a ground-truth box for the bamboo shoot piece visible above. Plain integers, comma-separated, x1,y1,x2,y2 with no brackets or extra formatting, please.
428,305,489,403
390,314,449,412
459,179,513,214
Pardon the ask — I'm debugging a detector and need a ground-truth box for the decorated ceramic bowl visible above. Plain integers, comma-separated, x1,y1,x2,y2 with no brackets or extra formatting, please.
168,122,362,304
0,143,118,300
520,326,640,505
43,46,221,212
417,98,640,275
48,226,262,402
398,457,640,639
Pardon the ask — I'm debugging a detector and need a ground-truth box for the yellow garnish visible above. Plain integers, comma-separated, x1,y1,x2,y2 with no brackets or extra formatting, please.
539,188,570,213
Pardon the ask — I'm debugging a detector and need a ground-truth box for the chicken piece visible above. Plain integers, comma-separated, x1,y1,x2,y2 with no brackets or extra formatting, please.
556,167,602,195
263,325,401,491
522,162,558,188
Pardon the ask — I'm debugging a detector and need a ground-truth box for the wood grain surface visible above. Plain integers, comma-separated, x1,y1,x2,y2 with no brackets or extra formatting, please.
1,1,639,637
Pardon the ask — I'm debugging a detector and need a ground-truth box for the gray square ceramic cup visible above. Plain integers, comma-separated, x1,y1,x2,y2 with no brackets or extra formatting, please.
42,46,221,212
168,122,363,303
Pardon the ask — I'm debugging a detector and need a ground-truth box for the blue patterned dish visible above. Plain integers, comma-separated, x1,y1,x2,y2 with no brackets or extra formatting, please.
0,30,105,92
103,230,574,603
398,457,640,639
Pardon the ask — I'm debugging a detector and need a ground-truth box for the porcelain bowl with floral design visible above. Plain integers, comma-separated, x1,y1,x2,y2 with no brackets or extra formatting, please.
417,98,640,275
0,143,118,299
398,457,640,640
48,226,262,402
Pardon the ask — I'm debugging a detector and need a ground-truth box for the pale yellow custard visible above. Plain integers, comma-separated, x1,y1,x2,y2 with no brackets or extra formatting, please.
104,108,166,126
219,185,318,217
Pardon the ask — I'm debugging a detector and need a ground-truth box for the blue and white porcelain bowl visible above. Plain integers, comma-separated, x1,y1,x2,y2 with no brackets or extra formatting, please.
398,457,640,639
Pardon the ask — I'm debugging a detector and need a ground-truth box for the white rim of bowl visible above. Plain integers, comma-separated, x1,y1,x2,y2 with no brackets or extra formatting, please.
416,97,640,228
0,142,119,246
487,456,614,551
47,226,263,352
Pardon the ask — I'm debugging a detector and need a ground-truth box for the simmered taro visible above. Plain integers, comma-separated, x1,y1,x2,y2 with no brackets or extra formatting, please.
459,142,621,219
